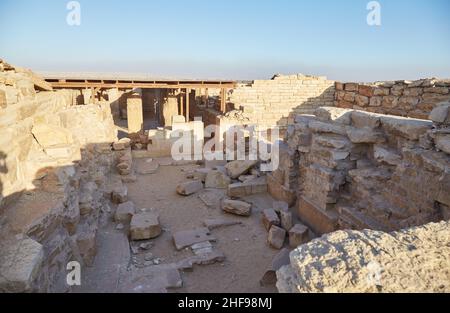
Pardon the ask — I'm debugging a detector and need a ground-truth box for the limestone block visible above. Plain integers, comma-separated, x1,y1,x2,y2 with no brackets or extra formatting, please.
268,226,286,249
205,170,231,189
435,135,450,154
289,224,310,248
172,227,216,250
346,127,386,144
225,160,258,179
127,93,143,133
113,138,131,151
429,103,450,124
227,176,267,197
262,209,280,231
130,212,161,240
380,116,433,141
111,185,128,204
31,124,74,148
222,199,252,216
0,236,44,292
373,145,402,165
176,180,203,196
315,107,352,125
114,201,136,223
280,210,293,231
358,85,374,97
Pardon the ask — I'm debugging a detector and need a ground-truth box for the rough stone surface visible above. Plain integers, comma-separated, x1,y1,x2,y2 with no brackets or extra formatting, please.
114,201,136,223
277,221,450,293
130,212,162,240
225,160,258,179
172,228,216,250
176,180,203,196
261,209,280,231
204,170,231,189
268,226,286,249
0,235,44,292
288,224,309,248
222,199,252,217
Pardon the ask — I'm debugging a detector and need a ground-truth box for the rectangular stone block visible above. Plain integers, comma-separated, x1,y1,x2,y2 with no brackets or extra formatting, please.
298,196,338,235
127,93,143,133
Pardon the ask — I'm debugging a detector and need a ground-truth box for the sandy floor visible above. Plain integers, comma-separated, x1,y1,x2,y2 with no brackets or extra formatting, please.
77,159,282,293
126,161,279,293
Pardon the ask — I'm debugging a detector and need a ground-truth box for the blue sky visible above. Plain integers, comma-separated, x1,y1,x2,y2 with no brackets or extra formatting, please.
0,0,449,81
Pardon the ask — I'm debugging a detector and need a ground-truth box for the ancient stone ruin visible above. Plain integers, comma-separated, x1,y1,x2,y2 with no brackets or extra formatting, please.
0,58,449,293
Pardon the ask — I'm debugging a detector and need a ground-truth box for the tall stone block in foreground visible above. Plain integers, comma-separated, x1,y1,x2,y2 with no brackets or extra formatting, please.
127,91,144,133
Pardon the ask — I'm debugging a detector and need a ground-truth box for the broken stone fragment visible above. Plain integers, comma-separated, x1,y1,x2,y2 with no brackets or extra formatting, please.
289,224,310,248
0,235,44,293
111,185,128,204
429,102,450,124
117,162,132,176
262,209,280,231
225,160,258,179
114,201,136,223
113,138,131,151
193,168,211,182
280,210,293,231
190,241,214,256
136,159,159,175
130,212,162,240
373,145,402,165
202,218,242,230
238,174,257,183
222,199,252,217
346,127,386,144
227,176,267,197
172,228,216,250
205,170,231,189
268,226,286,250
435,134,450,154
176,180,203,196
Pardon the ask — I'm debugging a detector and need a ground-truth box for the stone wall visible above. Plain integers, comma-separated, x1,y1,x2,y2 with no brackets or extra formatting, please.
277,220,450,293
274,106,450,235
229,74,335,128
0,60,119,292
335,79,450,120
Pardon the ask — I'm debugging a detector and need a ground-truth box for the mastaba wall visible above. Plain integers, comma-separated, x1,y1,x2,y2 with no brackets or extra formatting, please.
334,79,450,120
273,106,450,235
0,60,120,292
229,74,335,128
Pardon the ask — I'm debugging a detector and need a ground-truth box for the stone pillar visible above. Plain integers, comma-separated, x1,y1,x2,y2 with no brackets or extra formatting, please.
107,88,120,118
127,90,143,134
82,88,92,105
162,92,179,127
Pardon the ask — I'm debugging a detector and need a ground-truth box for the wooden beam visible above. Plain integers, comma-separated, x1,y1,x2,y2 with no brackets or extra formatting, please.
45,80,236,90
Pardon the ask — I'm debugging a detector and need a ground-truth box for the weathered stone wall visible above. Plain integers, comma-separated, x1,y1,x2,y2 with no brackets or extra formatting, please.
277,220,450,293
0,60,119,292
276,106,450,235
229,74,335,128
335,79,450,119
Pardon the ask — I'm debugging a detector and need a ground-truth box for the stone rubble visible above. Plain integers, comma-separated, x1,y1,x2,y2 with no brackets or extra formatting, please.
176,180,203,196
130,212,162,240
222,199,252,217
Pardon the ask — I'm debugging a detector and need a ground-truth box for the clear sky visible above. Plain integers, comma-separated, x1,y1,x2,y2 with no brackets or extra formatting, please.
0,0,449,81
